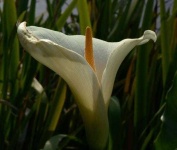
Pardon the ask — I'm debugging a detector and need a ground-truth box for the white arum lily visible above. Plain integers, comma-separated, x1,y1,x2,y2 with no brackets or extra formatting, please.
17,22,156,150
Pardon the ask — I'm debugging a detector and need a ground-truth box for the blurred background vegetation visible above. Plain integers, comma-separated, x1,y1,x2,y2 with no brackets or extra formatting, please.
0,0,177,149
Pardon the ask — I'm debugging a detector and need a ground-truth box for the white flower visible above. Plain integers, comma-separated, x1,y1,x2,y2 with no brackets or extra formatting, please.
17,22,156,149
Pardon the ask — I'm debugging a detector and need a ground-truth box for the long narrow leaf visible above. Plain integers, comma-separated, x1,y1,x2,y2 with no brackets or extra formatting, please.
3,0,19,99
56,0,78,31
160,0,170,85
134,0,154,141
154,72,177,149
77,0,91,34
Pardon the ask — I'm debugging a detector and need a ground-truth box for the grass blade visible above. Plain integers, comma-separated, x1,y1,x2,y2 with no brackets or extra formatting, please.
77,0,91,34
160,0,170,85
154,72,177,149
56,0,78,31
134,0,154,147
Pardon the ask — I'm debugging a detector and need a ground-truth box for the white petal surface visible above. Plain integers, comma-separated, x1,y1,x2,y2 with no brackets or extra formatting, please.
17,22,103,113
18,23,109,147
102,30,157,107
26,26,116,82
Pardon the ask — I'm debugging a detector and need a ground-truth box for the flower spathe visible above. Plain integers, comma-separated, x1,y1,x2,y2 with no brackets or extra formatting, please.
17,22,157,149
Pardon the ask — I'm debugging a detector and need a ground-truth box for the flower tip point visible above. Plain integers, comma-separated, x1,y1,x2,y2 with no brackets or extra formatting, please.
85,26,92,35
17,21,26,32
18,21,27,28
86,26,91,29
143,30,157,42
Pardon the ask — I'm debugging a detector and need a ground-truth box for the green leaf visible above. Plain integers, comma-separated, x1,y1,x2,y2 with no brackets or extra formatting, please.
38,78,67,148
42,133,83,150
108,96,121,150
3,0,19,99
16,0,29,16
95,0,111,40
47,78,66,132
28,0,36,25
154,72,177,150
56,0,78,31
134,0,154,141
160,0,170,85
77,0,91,34
42,134,67,150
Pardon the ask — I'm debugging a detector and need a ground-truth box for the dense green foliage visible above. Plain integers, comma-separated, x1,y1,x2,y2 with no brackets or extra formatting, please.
0,0,177,149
